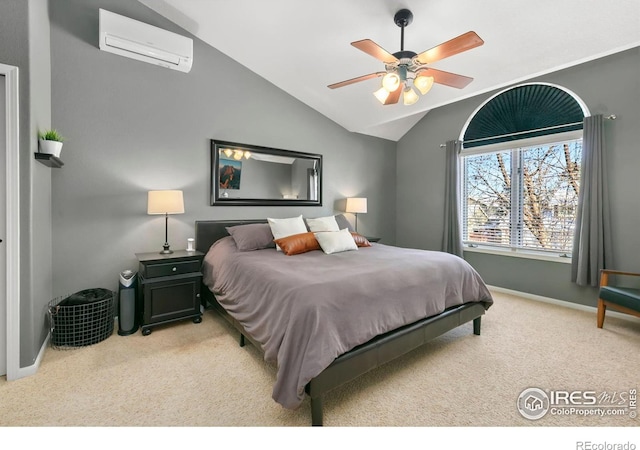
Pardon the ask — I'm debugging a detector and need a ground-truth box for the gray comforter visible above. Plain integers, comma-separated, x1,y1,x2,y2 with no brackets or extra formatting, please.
203,237,493,409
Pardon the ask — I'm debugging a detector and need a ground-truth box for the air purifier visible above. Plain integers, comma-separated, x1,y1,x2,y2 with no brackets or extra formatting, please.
118,270,138,336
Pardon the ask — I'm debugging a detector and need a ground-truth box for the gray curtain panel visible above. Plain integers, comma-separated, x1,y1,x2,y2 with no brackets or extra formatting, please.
442,140,463,257
571,114,613,287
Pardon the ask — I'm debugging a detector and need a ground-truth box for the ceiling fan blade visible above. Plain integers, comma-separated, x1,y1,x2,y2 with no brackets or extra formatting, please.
351,39,399,64
415,31,484,65
421,67,474,89
384,86,402,105
328,72,385,89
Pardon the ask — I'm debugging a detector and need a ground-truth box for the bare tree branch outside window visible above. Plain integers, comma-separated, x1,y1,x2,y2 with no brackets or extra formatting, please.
463,139,582,253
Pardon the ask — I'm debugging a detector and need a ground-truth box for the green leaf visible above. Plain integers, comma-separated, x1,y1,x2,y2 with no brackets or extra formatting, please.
38,129,64,142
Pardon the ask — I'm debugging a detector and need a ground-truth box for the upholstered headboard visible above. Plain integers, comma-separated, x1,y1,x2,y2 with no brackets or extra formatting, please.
195,219,266,254
194,215,354,255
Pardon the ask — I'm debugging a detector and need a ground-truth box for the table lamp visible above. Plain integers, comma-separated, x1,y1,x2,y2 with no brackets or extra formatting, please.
345,197,367,233
147,190,184,254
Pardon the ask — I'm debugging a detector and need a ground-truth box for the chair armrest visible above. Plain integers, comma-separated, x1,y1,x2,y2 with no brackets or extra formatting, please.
599,269,640,287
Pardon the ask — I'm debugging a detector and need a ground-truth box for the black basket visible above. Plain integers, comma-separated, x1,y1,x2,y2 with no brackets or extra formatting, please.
48,288,116,349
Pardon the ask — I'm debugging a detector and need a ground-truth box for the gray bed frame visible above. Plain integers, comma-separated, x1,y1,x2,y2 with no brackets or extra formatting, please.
195,220,487,426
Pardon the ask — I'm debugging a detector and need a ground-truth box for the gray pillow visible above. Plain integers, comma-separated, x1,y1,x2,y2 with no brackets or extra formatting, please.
226,223,275,251
334,214,354,232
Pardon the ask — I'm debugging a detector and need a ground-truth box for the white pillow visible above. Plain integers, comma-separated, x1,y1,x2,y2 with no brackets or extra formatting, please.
305,215,340,232
268,215,308,251
314,228,358,255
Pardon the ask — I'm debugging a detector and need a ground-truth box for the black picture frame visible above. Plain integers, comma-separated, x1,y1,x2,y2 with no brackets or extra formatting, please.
210,140,322,206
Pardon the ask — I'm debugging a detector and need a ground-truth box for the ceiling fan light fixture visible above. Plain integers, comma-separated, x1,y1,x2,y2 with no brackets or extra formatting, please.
414,73,435,95
382,72,400,92
373,86,390,104
329,9,483,107
403,86,419,105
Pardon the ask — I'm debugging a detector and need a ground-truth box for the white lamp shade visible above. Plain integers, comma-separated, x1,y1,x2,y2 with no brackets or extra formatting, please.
147,190,185,215
346,197,367,214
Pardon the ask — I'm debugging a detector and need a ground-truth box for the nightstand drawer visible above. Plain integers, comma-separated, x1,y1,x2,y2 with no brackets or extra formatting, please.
144,260,201,278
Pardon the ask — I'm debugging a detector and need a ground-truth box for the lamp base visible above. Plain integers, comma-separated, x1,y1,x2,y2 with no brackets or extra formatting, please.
160,243,173,254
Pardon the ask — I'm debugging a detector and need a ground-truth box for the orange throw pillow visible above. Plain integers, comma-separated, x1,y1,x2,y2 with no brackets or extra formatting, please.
273,232,321,256
350,232,372,247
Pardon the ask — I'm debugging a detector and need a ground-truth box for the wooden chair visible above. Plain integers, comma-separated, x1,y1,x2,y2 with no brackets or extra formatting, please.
597,269,640,328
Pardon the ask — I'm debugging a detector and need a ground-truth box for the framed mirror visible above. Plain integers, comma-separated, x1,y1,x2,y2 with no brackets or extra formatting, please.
210,140,322,206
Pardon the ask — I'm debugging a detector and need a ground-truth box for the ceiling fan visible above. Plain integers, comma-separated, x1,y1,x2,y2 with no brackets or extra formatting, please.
328,9,484,106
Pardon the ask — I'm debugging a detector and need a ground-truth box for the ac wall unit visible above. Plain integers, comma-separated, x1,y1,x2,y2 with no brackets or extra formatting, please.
99,9,193,73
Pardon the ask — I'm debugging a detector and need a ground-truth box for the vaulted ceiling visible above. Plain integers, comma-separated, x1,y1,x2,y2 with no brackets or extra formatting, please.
139,0,640,141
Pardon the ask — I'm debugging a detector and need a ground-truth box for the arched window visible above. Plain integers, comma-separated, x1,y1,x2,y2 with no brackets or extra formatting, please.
459,83,589,257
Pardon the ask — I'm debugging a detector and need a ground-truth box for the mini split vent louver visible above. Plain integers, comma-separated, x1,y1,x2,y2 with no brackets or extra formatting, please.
98,9,193,73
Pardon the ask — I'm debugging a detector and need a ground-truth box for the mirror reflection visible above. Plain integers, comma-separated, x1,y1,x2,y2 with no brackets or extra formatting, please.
211,140,322,206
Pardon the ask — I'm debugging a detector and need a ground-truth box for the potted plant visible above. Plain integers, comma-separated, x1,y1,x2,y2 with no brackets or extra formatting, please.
38,129,64,158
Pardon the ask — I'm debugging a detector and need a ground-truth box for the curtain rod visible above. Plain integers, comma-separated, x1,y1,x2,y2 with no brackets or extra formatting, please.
439,114,617,148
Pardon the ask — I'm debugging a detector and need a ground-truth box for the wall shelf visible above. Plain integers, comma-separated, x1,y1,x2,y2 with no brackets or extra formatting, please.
34,152,64,168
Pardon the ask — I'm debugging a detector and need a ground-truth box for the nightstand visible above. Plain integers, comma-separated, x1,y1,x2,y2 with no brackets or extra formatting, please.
136,250,204,336
366,236,381,243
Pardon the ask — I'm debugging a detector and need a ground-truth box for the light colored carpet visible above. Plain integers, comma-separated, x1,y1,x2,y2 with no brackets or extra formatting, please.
1,290,638,430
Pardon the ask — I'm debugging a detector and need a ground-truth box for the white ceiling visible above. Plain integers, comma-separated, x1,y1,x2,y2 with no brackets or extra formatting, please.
139,0,640,142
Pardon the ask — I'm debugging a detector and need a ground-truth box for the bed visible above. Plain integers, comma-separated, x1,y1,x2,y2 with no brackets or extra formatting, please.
195,219,493,426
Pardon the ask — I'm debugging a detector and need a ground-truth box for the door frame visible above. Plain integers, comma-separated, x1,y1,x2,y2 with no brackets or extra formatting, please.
1,63,21,381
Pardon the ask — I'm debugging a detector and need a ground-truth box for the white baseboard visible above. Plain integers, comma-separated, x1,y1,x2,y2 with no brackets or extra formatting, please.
487,285,640,324
8,334,49,381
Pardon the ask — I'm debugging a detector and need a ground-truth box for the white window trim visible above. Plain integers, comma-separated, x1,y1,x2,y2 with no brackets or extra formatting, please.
459,135,582,262
463,244,572,264
457,82,590,264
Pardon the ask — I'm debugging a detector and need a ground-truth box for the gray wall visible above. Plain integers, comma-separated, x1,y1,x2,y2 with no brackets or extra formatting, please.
49,0,396,298
397,47,640,307
0,0,53,367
